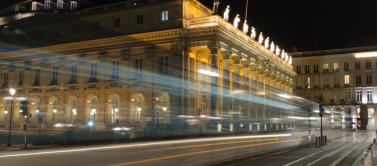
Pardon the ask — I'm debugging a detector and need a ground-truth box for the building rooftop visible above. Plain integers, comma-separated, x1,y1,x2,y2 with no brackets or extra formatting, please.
290,46,377,57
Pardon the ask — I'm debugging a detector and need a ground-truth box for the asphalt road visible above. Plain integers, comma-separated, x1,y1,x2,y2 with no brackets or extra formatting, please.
0,131,372,166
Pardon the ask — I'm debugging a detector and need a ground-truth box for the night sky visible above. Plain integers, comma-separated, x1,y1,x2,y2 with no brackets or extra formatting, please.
3,0,377,52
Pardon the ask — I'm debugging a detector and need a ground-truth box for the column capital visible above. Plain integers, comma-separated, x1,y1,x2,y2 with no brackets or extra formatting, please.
232,55,241,65
220,49,231,59
144,45,155,59
241,59,249,68
270,73,276,79
208,43,220,54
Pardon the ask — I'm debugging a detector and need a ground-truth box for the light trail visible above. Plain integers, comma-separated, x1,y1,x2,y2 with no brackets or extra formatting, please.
147,138,279,152
0,134,291,158
109,138,305,166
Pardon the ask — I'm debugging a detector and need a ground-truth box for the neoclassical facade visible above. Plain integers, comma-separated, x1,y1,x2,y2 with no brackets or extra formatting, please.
291,46,377,130
0,0,295,131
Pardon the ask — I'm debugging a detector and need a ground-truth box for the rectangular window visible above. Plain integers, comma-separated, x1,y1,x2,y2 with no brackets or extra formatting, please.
323,63,328,69
305,65,310,73
314,64,318,73
33,69,41,86
158,56,169,74
356,75,362,84
345,75,350,85
324,76,329,85
50,67,58,85
345,91,351,101
2,73,8,88
314,92,319,101
334,75,339,85
356,61,360,69
54,29,60,36
366,61,371,68
306,77,310,88
190,58,195,80
305,92,310,100
110,61,120,81
114,18,120,27
93,22,99,30
18,71,24,87
72,25,78,34
334,92,340,102
367,90,373,102
344,62,349,70
356,90,362,101
296,77,301,87
367,74,372,84
296,65,301,74
137,15,143,24
134,59,143,80
314,76,319,86
68,65,77,84
161,11,169,21
88,64,98,83
334,63,338,70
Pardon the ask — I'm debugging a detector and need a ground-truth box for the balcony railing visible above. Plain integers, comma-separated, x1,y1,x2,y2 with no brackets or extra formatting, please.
334,69,340,72
323,85,330,88
334,84,340,88
344,84,350,87
323,69,329,73
344,68,349,71
314,86,319,89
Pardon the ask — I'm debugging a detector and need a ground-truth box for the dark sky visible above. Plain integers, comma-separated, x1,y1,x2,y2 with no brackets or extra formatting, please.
3,0,377,52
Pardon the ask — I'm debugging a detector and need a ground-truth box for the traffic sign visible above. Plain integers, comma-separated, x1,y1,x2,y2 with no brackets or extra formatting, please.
320,108,325,115
38,118,43,124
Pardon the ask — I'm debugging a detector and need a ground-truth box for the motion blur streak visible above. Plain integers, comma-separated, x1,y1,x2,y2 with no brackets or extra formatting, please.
148,138,279,152
109,138,305,166
0,134,291,158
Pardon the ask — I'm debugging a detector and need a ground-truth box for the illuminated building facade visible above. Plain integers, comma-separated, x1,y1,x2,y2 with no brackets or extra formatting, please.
291,46,377,130
0,0,295,131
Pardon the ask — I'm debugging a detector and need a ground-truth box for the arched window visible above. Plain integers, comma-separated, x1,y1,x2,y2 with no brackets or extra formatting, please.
71,98,77,123
90,97,98,121
111,95,120,124
52,99,58,123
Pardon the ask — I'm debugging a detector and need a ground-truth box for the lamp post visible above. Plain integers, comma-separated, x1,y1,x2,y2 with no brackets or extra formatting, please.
7,87,16,146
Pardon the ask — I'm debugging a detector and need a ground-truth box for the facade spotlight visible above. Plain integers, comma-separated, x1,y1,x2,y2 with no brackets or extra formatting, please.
9,88,16,96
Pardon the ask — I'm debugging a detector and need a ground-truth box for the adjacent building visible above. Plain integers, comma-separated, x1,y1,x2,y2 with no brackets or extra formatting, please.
291,46,377,130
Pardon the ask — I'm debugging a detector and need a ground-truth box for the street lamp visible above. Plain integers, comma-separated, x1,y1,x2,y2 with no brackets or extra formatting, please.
7,87,16,146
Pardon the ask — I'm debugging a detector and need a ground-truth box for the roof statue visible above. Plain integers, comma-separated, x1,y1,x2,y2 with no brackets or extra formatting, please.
281,49,285,59
276,46,280,56
288,56,292,65
258,32,264,44
223,5,230,22
212,0,220,15
233,14,240,29
250,27,256,40
264,37,269,49
243,21,249,34
270,41,275,52
285,53,289,62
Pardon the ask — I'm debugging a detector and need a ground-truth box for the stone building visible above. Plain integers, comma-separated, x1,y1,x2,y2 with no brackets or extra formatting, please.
0,0,295,131
291,46,377,130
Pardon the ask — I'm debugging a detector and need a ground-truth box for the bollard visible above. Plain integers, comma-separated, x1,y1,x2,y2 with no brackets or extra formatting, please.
249,123,252,131
324,135,327,145
230,123,233,132
316,137,320,148
257,124,260,131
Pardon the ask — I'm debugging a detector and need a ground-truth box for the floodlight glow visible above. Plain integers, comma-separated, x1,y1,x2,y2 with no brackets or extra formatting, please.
4,111,8,114
277,94,291,99
198,70,220,77
163,107,167,111
137,108,141,112
9,88,16,96
115,108,119,112
355,52,377,58
36,110,39,113
53,109,57,113
88,121,93,126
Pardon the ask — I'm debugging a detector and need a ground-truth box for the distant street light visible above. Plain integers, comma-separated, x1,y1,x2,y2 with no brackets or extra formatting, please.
7,87,16,146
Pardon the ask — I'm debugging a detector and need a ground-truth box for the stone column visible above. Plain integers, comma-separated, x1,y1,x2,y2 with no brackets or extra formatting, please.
264,71,271,119
222,50,231,116
208,44,220,116
258,68,265,119
250,64,257,118
275,75,281,118
289,81,294,94
232,55,241,117
242,60,250,118
285,79,290,93
270,73,276,118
